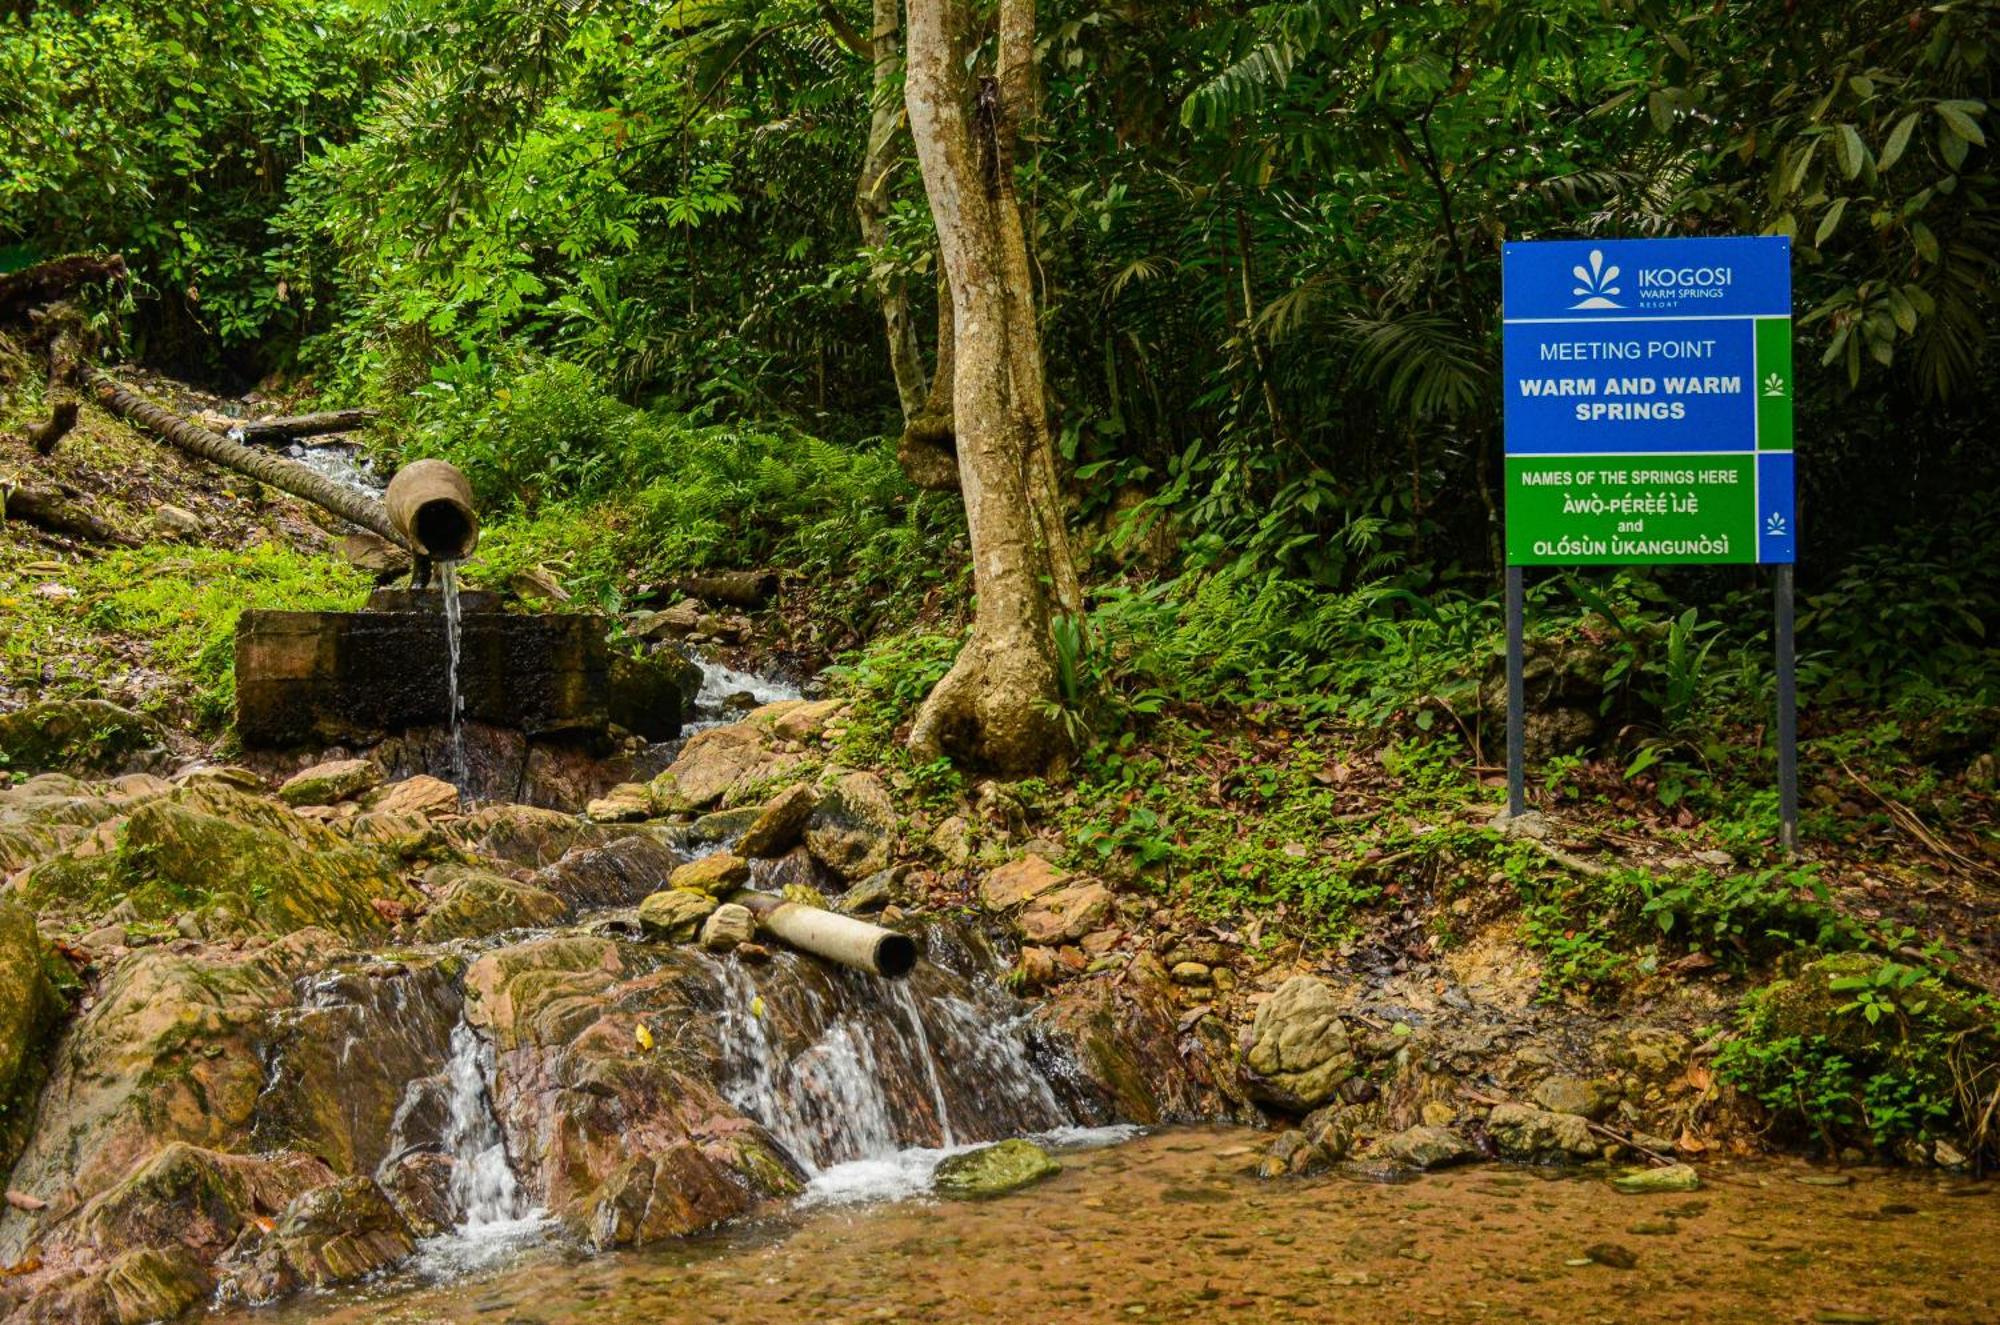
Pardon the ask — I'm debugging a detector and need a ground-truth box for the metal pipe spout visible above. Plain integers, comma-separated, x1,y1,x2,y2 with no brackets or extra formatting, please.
384,459,480,562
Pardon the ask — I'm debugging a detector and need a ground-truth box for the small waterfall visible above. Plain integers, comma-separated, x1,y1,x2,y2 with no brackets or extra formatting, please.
440,1022,525,1229
701,936,1089,1204
438,562,469,796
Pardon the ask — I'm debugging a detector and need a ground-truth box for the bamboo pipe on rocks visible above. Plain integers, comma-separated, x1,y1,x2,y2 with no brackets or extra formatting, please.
90,372,411,550
728,889,919,979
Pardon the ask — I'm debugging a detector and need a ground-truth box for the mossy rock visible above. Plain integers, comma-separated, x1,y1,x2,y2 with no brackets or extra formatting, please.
932,1139,1061,1199
637,888,718,941
0,899,61,1171
19,783,419,939
0,700,166,777
414,865,569,941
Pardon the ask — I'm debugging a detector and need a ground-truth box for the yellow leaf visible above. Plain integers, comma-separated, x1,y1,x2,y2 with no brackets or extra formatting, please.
634,1023,654,1052
750,995,765,1019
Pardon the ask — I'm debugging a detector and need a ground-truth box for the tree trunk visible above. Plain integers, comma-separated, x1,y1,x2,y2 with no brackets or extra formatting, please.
0,253,126,323
23,307,82,456
856,0,928,423
90,373,412,549
897,269,960,489
903,0,1076,775
0,480,138,547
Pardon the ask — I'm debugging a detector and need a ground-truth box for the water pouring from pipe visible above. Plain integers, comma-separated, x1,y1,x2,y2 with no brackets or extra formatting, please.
384,459,481,799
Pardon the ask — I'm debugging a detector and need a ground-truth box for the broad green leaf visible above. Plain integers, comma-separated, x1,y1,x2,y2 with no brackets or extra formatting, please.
1879,111,1919,171
1911,220,1939,263
1835,124,1866,179
1937,102,1986,147
1814,196,1847,246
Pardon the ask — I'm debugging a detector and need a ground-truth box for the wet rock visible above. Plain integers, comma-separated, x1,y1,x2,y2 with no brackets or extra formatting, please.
647,723,780,813
699,903,756,953
837,866,903,914
172,764,265,793
687,805,760,845
1611,1163,1702,1193
584,782,653,823
1367,1125,1475,1172
0,937,320,1239
1037,956,1245,1124
19,784,420,940
1585,1242,1638,1269
1020,881,1115,946
216,1176,414,1302
670,851,751,896
933,1139,1060,1199
1242,976,1355,1111
1255,1128,1334,1179
1170,960,1212,985
277,758,385,807
454,803,605,866
30,1244,213,1325
1533,1076,1617,1121
342,808,445,859
0,700,166,776
1016,945,1059,989
803,771,896,881
0,901,59,1169
71,1144,334,1268
978,856,1069,912
460,937,798,1249
416,866,569,941
738,784,817,858
376,1151,455,1238
607,652,689,743
364,773,460,818
1486,1103,1599,1162
531,832,682,909
638,889,719,942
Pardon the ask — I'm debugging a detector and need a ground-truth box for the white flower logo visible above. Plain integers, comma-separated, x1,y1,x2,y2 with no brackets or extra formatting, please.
1765,512,1789,538
1569,249,1623,309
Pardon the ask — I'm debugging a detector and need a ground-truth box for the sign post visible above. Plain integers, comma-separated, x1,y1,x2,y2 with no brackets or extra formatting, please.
1500,236,1798,850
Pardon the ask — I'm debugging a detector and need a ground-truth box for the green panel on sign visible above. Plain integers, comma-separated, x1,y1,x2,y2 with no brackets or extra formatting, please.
1755,317,1794,451
1505,456,1757,565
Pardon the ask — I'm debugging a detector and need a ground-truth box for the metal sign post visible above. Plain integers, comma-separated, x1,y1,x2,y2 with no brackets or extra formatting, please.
1499,235,1798,853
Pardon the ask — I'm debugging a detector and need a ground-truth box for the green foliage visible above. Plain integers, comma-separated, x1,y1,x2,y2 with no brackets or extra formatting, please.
1716,955,2000,1160
0,542,370,729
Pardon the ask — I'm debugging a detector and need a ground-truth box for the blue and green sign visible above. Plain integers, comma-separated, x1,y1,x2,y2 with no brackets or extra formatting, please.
1502,236,1794,565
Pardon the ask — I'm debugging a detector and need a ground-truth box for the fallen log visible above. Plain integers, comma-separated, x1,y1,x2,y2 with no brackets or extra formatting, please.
0,480,139,546
727,888,918,978
673,569,778,608
89,372,412,550
230,409,377,444
0,253,127,322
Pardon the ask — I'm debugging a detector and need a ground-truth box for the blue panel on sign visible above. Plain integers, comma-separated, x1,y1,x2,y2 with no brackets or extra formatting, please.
1502,319,1757,454
1501,236,1791,321
1757,453,1796,565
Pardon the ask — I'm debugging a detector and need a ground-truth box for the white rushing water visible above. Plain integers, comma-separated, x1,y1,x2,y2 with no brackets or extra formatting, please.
700,946,1119,1208
437,562,469,795
440,1021,525,1229
688,660,803,730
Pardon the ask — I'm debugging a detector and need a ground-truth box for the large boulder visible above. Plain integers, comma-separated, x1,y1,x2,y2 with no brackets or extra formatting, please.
68,1144,334,1270
0,936,322,1259
637,889,718,942
1485,1102,1600,1161
414,866,568,942
1241,976,1355,1111
276,758,384,807
802,771,895,881
214,1177,414,1303
668,851,750,896
1036,957,1245,1125
647,724,786,813
0,901,60,1170
365,774,462,818
18,783,420,939
737,784,816,858
978,856,1069,912
932,1139,1060,1199
452,803,614,868
0,700,165,777
1018,881,1114,946
530,832,683,910
608,652,689,742
461,937,798,1248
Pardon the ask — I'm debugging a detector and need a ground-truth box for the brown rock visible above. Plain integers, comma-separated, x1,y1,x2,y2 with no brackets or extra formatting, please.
670,852,751,896
1019,881,1114,946
367,774,462,818
802,771,895,881
978,856,1069,912
737,784,817,858
276,759,384,807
